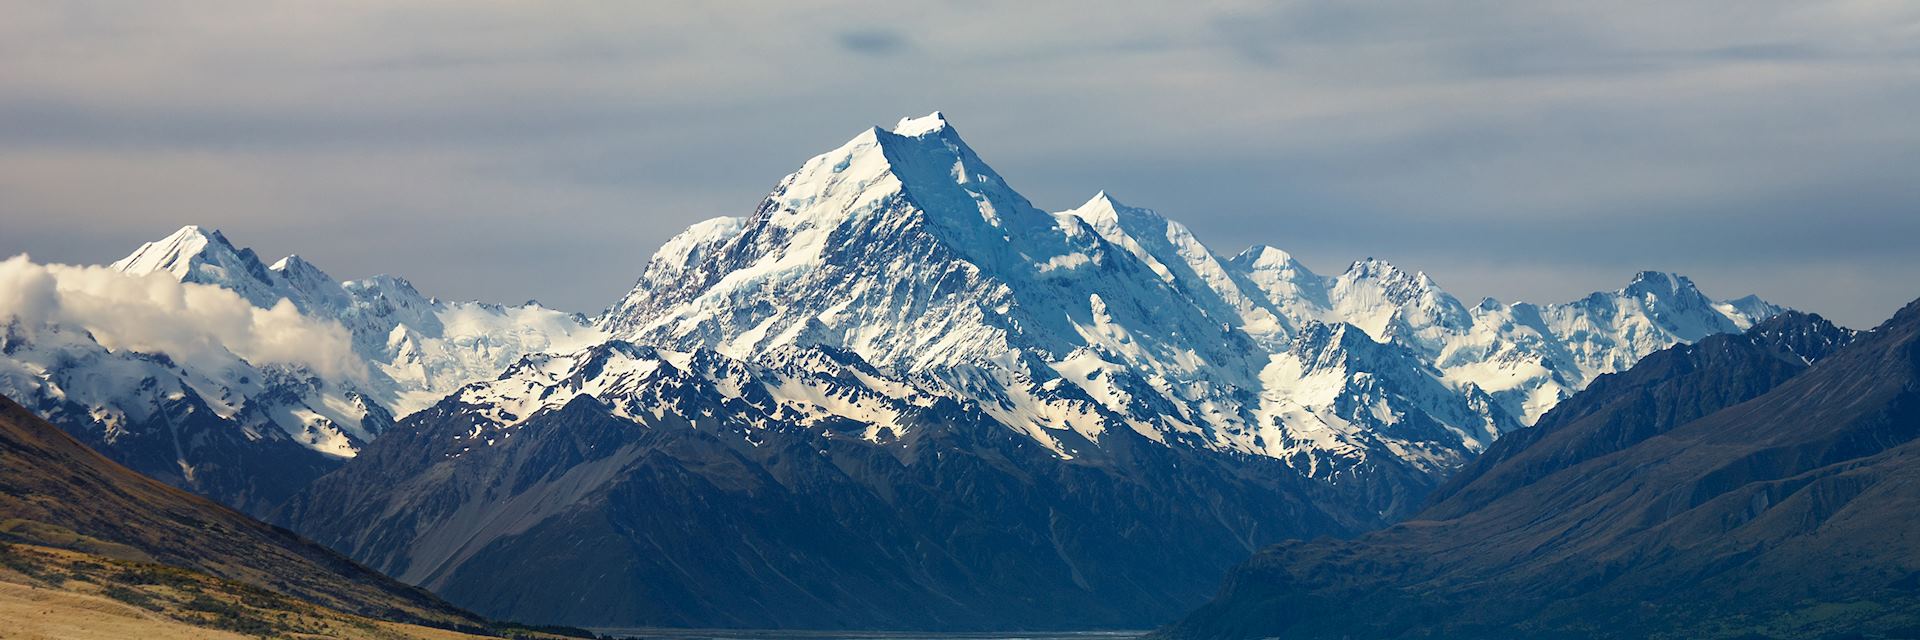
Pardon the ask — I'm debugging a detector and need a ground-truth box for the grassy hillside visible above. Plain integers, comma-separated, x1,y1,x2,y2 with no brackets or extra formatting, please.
0,541,530,639
0,392,597,639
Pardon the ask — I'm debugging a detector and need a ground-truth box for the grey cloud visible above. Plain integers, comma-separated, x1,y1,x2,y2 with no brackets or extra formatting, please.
1694,42,1824,61
0,0,1916,328
836,29,911,56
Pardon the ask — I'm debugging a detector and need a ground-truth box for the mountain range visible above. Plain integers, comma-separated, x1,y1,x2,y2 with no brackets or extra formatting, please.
0,229,598,513
1159,301,1920,639
0,113,1792,630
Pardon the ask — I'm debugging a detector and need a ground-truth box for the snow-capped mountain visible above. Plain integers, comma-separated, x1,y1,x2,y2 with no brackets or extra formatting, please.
0,259,385,513
4,111,1787,629
600,113,1260,378
596,113,1510,490
595,112,1770,481
1441,271,1780,421
1229,256,1782,423
112,226,605,417
0,227,600,512
255,112,1797,631
1060,192,1291,345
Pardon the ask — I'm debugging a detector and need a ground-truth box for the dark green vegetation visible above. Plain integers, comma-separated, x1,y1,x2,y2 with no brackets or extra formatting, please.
1159,305,1920,639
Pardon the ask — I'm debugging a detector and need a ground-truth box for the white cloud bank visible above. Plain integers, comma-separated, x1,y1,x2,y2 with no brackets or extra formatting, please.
0,254,367,383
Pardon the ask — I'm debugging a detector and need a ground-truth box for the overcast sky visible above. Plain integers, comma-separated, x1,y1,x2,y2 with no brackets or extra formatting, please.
2,1,1917,328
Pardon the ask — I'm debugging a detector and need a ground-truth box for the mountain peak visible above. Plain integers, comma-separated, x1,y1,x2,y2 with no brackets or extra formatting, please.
1616,270,1733,322
344,273,424,299
270,253,329,278
875,112,980,162
1718,293,1787,328
1063,190,1165,229
757,111,1044,249
1743,310,1856,365
110,225,275,291
1346,256,1399,276
268,254,347,309
892,110,952,136
171,224,224,243
168,224,227,245
1061,193,1118,228
1234,245,1304,270
1343,257,1435,290
111,225,233,276
1623,270,1698,297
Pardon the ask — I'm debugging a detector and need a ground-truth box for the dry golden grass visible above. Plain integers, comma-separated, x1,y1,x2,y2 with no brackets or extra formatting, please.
0,397,595,640
0,543,520,640
0,397,485,631
0,579,252,640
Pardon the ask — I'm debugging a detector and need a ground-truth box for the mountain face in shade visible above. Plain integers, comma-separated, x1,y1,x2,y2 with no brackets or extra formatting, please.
275,343,1360,630
273,113,1780,631
1155,305,1920,639
0,391,484,630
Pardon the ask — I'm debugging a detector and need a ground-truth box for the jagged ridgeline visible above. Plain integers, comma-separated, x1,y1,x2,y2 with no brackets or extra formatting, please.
0,113,1781,630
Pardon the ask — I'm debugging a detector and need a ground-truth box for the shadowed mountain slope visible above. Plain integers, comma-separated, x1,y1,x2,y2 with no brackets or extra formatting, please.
274,344,1357,631
1159,306,1920,639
